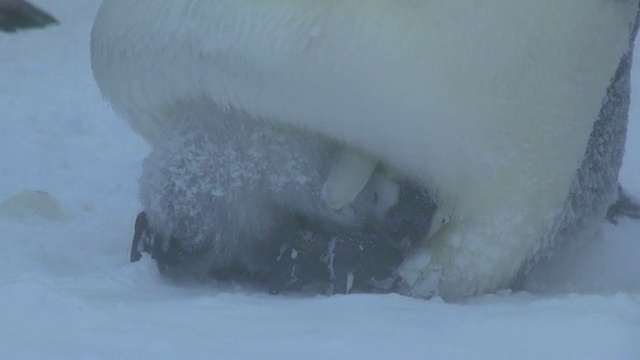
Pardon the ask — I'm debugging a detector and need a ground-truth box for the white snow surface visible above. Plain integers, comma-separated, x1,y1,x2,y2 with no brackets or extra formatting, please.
0,1,639,359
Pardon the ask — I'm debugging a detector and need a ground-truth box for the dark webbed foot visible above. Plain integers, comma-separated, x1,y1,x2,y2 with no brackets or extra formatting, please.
130,212,149,263
326,235,360,295
269,243,298,294
269,229,329,294
269,226,404,295
607,185,640,225
327,229,404,295
0,0,58,33
129,211,186,274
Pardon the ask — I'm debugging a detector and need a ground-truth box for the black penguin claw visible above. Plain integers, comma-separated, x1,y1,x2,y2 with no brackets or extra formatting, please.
268,243,299,295
130,211,149,263
129,211,183,274
269,230,329,295
326,236,360,295
606,185,640,225
327,229,406,294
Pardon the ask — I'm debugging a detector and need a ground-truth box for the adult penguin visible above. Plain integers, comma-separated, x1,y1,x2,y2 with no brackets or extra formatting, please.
91,1,640,300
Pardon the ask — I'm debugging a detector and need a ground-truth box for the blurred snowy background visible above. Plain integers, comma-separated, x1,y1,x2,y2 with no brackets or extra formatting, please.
0,1,638,358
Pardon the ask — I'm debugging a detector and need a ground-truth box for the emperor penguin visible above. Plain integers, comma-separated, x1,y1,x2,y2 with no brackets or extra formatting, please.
91,0,640,300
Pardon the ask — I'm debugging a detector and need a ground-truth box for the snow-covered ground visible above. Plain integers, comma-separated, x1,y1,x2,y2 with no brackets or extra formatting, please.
0,1,638,358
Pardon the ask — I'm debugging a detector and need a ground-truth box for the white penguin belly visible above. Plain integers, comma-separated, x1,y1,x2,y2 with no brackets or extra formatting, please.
91,0,638,299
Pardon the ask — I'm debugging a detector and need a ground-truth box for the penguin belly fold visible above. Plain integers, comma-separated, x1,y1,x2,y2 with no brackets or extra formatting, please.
90,0,640,300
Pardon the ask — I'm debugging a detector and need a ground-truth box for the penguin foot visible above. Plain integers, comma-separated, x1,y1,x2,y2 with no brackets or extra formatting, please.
269,229,329,295
130,211,186,274
326,235,360,295
606,185,640,225
327,230,404,295
0,0,58,33
269,226,404,296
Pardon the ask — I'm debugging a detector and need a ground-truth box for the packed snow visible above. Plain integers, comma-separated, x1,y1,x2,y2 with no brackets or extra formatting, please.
0,1,638,358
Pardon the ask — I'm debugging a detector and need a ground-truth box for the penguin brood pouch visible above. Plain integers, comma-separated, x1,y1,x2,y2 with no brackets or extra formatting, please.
91,1,640,300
